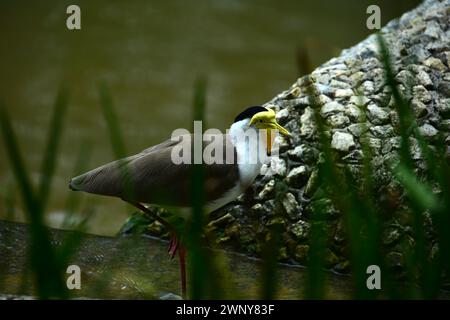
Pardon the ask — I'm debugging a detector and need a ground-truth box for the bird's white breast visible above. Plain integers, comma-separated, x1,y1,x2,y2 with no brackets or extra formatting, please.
229,119,265,189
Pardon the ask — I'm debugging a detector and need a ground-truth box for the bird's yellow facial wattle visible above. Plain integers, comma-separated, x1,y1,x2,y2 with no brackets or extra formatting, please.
249,108,291,155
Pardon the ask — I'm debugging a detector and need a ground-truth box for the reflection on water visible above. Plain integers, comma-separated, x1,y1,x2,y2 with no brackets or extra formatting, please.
0,0,420,235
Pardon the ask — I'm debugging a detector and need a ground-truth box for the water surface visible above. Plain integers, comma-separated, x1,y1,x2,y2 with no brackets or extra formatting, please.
0,220,353,299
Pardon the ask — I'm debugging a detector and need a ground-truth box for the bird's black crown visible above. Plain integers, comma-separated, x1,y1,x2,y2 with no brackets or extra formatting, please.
234,106,267,123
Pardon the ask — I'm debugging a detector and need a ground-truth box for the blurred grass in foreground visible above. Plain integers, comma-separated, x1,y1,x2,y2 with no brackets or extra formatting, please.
1,90,72,298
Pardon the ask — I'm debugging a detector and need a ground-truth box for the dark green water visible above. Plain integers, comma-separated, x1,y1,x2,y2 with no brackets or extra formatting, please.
0,0,420,235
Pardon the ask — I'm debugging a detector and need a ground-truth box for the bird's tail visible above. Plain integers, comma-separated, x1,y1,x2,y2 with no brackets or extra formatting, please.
68,176,83,191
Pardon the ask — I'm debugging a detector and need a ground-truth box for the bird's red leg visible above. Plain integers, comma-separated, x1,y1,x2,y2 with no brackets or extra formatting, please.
126,201,187,298
168,234,178,259
179,245,187,298
165,230,186,298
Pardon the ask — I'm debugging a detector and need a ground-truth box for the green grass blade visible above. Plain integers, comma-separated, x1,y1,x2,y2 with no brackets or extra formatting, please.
0,106,37,216
377,33,433,298
0,104,67,298
394,164,439,212
188,77,209,299
259,181,285,299
98,83,127,159
377,34,414,170
38,88,68,211
303,79,329,299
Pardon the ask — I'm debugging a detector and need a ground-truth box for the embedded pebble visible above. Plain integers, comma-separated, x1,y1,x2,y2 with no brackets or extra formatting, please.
327,114,350,128
347,123,368,137
300,107,316,137
335,88,353,99
366,103,390,125
345,104,363,121
286,166,308,187
423,57,447,71
331,132,355,152
282,193,301,219
419,123,438,138
321,101,345,116
349,95,370,106
258,180,275,200
413,85,432,103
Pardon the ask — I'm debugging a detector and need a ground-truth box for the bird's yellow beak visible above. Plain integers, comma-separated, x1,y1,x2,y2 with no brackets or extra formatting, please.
267,119,292,137
249,108,292,137
249,108,291,155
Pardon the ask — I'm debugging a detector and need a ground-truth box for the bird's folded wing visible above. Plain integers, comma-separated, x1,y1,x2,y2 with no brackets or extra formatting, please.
69,134,240,207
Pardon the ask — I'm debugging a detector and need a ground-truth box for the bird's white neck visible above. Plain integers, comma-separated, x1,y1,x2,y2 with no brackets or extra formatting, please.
229,119,251,142
229,119,267,188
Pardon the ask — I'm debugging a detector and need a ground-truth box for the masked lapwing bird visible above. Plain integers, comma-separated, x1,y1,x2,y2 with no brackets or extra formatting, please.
69,105,291,297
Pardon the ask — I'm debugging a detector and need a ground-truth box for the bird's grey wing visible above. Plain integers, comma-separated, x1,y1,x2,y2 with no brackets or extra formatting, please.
69,134,240,207
138,137,181,155
69,137,180,197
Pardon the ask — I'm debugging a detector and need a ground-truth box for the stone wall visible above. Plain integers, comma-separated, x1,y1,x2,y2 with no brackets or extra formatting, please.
205,0,450,274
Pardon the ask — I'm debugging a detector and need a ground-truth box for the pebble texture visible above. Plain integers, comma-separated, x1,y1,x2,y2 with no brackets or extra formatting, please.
204,0,450,273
